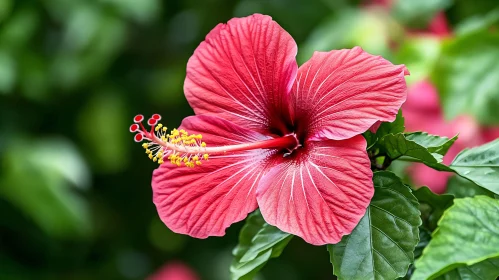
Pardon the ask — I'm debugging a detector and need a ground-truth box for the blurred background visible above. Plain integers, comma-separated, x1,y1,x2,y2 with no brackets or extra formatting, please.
1,0,498,279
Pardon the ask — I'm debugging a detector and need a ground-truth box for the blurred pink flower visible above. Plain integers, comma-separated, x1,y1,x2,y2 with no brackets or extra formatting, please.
403,81,499,193
147,262,199,280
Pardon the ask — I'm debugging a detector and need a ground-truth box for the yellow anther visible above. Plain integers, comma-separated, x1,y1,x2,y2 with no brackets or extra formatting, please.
135,124,208,168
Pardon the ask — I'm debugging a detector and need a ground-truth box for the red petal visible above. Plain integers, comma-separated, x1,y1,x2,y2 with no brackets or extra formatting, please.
292,47,408,141
152,115,274,238
184,14,298,132
256,135,373,245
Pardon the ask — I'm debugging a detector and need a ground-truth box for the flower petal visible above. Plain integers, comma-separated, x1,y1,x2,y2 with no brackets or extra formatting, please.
255,135,373,245
152,115,274,238
292,47,408,141
184,14,298,132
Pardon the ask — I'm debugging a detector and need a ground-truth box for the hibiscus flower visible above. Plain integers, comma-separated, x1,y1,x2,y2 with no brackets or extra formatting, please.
130,14,408,245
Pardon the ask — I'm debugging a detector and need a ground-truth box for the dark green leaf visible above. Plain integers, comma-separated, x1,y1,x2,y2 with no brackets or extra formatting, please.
436,257,499,280
379,133,453,171
329,171,421,280
415,228,432,259
413,196,499,280
449,139,499,195
432,31,499,125
413,187,454,230
230,210,292,280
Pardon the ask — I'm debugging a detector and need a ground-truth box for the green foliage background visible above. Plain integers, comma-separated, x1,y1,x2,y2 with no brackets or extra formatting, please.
1,0,498,279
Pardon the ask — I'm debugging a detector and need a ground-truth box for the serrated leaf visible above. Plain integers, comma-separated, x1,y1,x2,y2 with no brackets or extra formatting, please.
328,171,421,280
413,196,499,280
230,210,292,280
449,139,499,195
379,133,453,171
413,187,454,230
432,31,499,125
405,132,458,156
436,257,499,280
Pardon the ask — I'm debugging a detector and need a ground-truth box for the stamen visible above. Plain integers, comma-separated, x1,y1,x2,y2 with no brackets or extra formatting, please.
129,114,210,168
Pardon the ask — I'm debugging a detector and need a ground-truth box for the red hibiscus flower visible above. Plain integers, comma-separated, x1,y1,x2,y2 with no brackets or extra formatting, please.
130,14,408,245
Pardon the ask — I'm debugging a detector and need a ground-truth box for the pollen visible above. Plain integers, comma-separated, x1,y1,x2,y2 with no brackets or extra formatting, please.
129,114,210,168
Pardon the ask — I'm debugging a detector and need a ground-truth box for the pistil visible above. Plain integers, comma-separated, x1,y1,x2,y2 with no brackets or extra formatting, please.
130,114,299,167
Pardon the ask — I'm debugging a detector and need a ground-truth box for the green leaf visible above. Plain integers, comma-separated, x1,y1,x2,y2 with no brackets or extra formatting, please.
364,110,405,149
0,48,16,94
414,187,454,230
437,257,499,280
456,7,499,35
432,31,499,125
449,139,499,195
413,196,499,280
405,132,458,156
0,138,91,238
230,210,293,280
446,175,495,198
379,133,453,171
392,0,453,28
329,171,421,280
298,8,396,64
415,228,432,259
78,89,130,172
394,36,442,85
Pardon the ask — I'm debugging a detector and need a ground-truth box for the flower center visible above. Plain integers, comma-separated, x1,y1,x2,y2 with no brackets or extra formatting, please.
130,114,299,167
